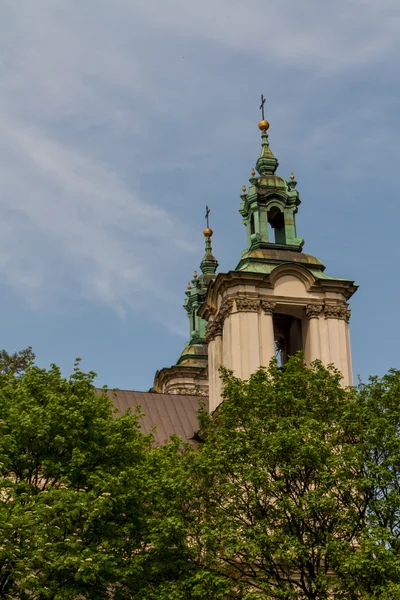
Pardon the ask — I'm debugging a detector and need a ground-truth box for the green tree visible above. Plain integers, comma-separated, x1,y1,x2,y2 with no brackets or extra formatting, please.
338,368,400,599
0,357,187,599
177,356,370,600
0,346,35,375
3,351,400,600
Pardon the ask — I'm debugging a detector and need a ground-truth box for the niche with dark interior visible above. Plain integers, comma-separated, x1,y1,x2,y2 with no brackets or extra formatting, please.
273,314,303,367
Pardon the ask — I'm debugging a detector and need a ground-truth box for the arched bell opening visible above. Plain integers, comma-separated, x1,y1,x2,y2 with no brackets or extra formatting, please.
267,206,286,245
273,313,303,367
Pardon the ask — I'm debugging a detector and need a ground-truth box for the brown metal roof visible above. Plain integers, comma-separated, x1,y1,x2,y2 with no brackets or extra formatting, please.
103,390,208,445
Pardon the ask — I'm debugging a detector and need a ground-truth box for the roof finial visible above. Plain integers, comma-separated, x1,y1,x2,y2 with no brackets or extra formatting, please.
204,205,213,237
200,206,218,275
260,94,266,120
258,93,270,133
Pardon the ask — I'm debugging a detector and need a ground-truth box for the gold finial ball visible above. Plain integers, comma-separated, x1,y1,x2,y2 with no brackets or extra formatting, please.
187,282,191,290
193,270,198,279
242,184,246,193
203,227,213,237
290,172,295,180
258,119,270,132
251,168,256,176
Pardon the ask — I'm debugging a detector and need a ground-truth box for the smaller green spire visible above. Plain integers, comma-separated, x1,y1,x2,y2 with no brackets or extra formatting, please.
200,228,218,275
256,132,279,175
183,211,219,345
200,206,218,275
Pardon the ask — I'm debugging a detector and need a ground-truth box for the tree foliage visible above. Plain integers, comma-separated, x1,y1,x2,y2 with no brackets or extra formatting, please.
176,356,400,599
1,351,400,599
0,356,187,599
0,346,35,375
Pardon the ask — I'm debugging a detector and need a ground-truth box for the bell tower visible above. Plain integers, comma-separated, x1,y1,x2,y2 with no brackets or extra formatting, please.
200,107,358,412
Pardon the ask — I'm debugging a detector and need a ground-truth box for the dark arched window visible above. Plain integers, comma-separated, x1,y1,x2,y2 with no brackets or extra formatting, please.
250,213,255,235
268,206,285,244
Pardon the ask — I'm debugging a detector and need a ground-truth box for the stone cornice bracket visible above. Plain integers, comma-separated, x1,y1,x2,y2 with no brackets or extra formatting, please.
235,297,261,312
305,303,323,319
205,298,234,342
324,303,349,320
261,300,276,314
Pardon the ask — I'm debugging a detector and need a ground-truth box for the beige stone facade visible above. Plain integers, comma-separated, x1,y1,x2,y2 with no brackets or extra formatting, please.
200,263,356,413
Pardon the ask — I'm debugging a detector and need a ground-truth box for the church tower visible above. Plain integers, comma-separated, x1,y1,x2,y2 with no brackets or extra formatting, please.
200,108,357,413
153,222,218,396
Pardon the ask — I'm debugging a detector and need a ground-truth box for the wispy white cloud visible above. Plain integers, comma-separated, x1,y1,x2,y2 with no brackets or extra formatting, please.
0,116,194,317
0,0,398,334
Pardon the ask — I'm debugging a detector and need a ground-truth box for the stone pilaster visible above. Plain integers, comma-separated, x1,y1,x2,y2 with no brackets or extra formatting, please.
306,304,323,361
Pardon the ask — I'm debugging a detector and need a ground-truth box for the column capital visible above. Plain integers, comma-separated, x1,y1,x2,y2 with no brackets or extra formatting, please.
306,303,323,319
205,321,223,342
205,298,234,342
261,300,276,315
235,297,261,312
324,303,348,320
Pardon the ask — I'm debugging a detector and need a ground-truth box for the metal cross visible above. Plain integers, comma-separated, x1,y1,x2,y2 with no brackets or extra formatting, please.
205,205,210,228
259,94,266,120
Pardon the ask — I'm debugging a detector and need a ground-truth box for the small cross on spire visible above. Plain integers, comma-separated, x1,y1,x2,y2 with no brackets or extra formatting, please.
259,94,266,120
205,205,210,229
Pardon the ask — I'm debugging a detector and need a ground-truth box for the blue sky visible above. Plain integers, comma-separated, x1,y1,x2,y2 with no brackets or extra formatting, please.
0,0,399,390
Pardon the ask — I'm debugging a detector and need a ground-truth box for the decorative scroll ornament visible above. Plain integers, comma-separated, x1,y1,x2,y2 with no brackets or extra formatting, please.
346,309,351,323
306,303,323,319
261,300,276,315
235,297,261,312
324,303,348,320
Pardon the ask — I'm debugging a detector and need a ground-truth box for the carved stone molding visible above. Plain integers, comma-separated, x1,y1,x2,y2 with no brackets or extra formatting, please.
205,321,222,342
324,303,348,320
219,297,235,320
165,386,208,397
206,295,278,341
261,300,276,315
206,298,234,342
306,303,323,319
235,297,261,312
346,309,351,323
